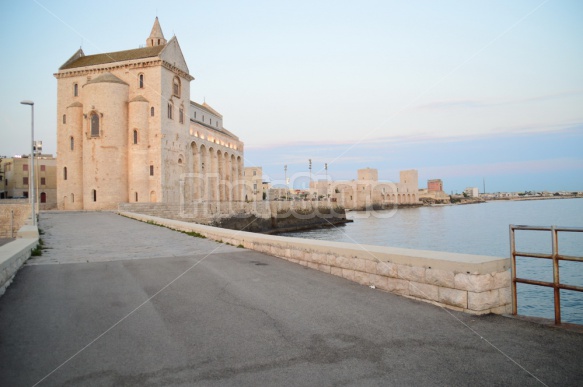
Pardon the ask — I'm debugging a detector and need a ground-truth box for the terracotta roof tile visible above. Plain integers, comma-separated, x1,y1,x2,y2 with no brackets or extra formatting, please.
60,45,165,70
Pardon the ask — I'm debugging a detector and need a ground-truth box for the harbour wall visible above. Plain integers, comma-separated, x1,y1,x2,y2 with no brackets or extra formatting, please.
119,211,512,315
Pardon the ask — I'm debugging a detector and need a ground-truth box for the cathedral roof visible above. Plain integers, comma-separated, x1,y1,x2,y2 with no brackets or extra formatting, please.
60,45,165,70
85,72,128,86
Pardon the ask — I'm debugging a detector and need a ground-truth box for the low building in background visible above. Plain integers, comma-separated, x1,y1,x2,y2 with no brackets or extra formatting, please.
0,154,57,209
310,168,419,210
244,167,263,202
419,178,450,203
464,187,479,198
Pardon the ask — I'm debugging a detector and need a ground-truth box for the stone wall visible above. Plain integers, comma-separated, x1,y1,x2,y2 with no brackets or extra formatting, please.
119,211,512,315
0,225,38,297
0,201,31,238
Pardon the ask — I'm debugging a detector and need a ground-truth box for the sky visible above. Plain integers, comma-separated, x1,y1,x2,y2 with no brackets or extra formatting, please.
0,0,582,193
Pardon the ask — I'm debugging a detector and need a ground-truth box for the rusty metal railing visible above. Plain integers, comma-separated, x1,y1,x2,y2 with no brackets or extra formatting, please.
510,225,583,325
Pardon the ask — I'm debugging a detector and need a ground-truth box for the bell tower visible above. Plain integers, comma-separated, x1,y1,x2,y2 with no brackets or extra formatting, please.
147,17,167,47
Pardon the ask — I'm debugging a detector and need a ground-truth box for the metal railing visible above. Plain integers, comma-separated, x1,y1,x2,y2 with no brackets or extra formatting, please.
510,225,583,325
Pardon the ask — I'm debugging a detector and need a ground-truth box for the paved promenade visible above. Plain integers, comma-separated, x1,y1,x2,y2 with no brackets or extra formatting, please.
0,212,582,386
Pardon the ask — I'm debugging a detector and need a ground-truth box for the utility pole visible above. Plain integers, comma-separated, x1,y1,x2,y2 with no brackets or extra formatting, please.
284,164,288,201
20,100,35,226
325,163,328,201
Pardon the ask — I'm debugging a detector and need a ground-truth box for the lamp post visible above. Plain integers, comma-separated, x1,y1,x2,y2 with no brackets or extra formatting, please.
284,164,288,201
325,163,328,202
20,100,35,226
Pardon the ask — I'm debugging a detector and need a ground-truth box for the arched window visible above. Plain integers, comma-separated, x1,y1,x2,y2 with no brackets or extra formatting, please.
150,106,155,117
172,77,181,97
70,136,74,150
63,167,67,180
133,130,138,145
63,114,66,124
139,74,144,88
92,189,97,202
73,83,78,97
167,103,173,120
90,113,100,137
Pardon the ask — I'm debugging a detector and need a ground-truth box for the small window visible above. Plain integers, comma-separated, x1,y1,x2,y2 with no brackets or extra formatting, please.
90,113,100,137
135,192,138,202
23,177,29,185
179,108,184,124
194,111,196,119
158,38,160,45
167,103,173,119
63,114,66,124
150,165,154,176
70,136,74,150
253,171,257,176
216,121,218,127
202,115,205,122
71,193,74,203
64,167,67,180
41,165,46,172
23,164,28,172
139,74,144,88
92,189,97,202
210,119,212,126
173,77,181,97
74,83,78,97
133,130,138,145
178,156,183,165
150,107,155,116
40,192,46,203
23,191,28,198
41,177,46,185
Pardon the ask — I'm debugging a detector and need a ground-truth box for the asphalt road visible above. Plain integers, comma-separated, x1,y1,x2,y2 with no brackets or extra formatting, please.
0,212,582,386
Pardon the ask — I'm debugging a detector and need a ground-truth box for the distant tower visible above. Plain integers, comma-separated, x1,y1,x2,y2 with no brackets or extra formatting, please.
147,17,167,47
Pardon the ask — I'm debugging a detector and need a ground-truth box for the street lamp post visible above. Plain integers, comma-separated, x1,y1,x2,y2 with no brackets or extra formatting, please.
325,163,328,201
308,159,312,197
284,164,288,201
20,100,35,226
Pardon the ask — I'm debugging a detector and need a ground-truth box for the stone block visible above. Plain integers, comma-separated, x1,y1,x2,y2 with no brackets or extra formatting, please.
438,287,468,309
284,248,292,258
455,273,494,292
397,265,425,282
342,269,355,281
354,271,371,285
299,260,308,267
376,262,397,277
326,254,336,266
352,258,367,272
307,262,319,270
498,286,512,305
318,264,331,274
331,267,343,277
364,259,377,274
468,289,500,311
409,282,439,301
386,278,409,295
291,249,303,259
493,270,511,289
370,274,388,289
311,253,325,264
335,256,352,270
491,304,513,315
425,268,455,288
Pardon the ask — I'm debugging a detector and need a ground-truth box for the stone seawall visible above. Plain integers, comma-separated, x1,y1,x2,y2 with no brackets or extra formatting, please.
119,201,350,233
120,211,512,315
0,225,39,297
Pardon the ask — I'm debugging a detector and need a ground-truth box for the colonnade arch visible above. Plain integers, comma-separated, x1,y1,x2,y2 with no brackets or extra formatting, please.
187,142,242,203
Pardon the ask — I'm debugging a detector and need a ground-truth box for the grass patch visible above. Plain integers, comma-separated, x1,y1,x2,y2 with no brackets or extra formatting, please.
31,243,42,256
237,244,245,249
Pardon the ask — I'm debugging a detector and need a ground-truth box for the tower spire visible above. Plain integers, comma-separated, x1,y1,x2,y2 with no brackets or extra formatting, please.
147,17,166,47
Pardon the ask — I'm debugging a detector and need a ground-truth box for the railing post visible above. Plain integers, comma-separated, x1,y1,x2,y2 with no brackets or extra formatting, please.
509,225,517,316
551,226,561,325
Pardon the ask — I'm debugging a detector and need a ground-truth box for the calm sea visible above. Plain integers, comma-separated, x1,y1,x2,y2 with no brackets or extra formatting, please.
281,198,583,324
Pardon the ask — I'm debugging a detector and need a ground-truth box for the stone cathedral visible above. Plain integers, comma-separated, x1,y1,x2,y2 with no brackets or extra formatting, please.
55,18,244,210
